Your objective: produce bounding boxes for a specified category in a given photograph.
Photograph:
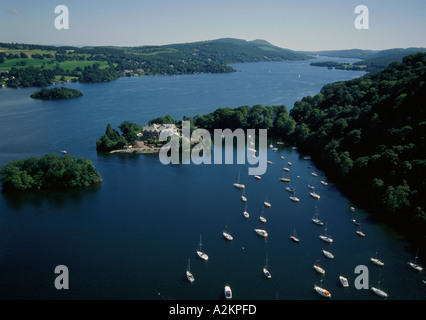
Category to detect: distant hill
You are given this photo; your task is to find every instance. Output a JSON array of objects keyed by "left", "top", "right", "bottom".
[
  {"left": 303, "top": 47, "right": 426, "bottom": 73},
  {"left": 126, "top": 38, "right": 311, "bottom": 64},
  {"left": 0, "top": 38, "right": 310, "bottom": 88}
]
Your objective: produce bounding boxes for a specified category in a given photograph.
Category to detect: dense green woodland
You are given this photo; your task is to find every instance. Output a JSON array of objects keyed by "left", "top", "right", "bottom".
[
  {"left": 30, "top": 87, "right": 83, "bottom": 100},
  {"left": 0, "top": 154, "right": 102, "bottom": 192},
  {"left": 290, "top": 52, "right": 426, "bottom": 246}
]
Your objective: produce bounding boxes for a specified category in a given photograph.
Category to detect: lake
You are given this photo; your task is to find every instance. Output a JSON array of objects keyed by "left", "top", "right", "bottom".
[{"left": 0, "top": 57, "right": 424, "bottom": 300}]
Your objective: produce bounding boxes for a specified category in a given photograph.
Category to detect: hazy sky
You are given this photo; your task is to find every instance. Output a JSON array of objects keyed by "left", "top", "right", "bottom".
[{"left": 1, "top": 0, "right": 425, "bottom": 50}]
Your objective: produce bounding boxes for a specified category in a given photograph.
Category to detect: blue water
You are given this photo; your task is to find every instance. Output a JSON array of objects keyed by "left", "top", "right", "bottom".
[{"left": 0, "top": 57, "right": 424, "bottom": 300}]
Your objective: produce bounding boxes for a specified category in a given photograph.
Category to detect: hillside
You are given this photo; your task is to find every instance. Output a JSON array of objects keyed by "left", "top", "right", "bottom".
[
  {"left": 305, "top": 48, "right": 426, "bottom": 73},
  {"left": 0, "top": 39, "right": 309, "bottom": 88},
  {"left": 289, "top": 52, "right": 426, "bottom": 248}
]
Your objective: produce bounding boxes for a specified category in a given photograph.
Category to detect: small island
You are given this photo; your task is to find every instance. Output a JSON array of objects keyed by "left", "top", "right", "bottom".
[
  {"left": 30, "top": 87, "right": 83, "bottom": 100},
  {"left": 0, "top": 154, "right": 102, "bottom": 192}
]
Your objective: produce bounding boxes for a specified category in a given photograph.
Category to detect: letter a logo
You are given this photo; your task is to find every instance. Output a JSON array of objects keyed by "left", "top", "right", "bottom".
[
  {"left": 55, "top": 5, "right": 69, "bottom": 30},
  {"left": 354, "top": 5, "right": 369, "bottom": 30},
  {"left": 54, "top": 265, "right": 69, "bottom": 289}
]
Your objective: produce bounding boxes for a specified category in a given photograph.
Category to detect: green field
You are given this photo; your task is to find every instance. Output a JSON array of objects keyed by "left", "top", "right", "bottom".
[{"left": 0, "top": 58, "right": 108, "bottom": 72}]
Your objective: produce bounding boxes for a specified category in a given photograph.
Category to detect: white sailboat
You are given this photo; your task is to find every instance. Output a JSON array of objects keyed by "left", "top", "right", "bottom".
[
  {"left": 285, "top": 186, "right": 295, "bottom": 193},
  {"left": 310, "top": 191, "right": 320, "bottom": 199},
  {"left": 313, "top": 263, "right": 326, "bottom": 275},
  {"left": 243, "top": 203, "right": 249, "bottom": 219},
  {"left": 196, "top": 235, "right": 209, "bottom": 261},
  {"left": 312, "top": 206, "right": 324, "bottom": 226},
  {"left": 289, "top": 193, "right": 300, "bottom": 202},
  {"left": 264, "top": 195, "right": 271, "bottom": 208},
  {"left": 408, "top": 250, "right": 423, "bottom": 271},
  {"left": 254, "top": 175, "right": 261, "bottom": 180},
  {"left": 356, "top": 224, "right": 366, "bottom": 237},
  {"left": 223, "top": 224, "right": 233, "bottom": 241},
  {"left": 263, "top": 254, "right": 272, "bottom": 279},
  {"left": 233, "top": 172, "right": 245, "bottom": 189},
  {"left": 320, "top": 180, "right": 328, "bottom": 186},
  {"left": 322, "top": 249, "right": 334, "bottom": 259},
  {"left": 283, "top": 167, "right": 290, "bottom": 172},
  {"left": 254, "top": 228, "right": 268, "bottom": 238},
  {"left": 371, "top": 286, "right": 388, "bottom": 298},
  {"left": 370, "top": 249, "right": 384, "bottom": 266},
  {"left": 290, "top": 228, "right": 300, "bottom": 242},
  {"left": 279, "top": 171, "right": 290, "bottom": 183},
  {"left": 319, "top": 223, "right": 333, "bottom": 243},
  {"left": 224, "top": 285, "right": 232, "bottom": 299},
  {"left": 259, "top": 207, "right": 267, "bottom": 223},
  {"left": 314, "top": 285, "right": 331, "bottom": 298},
  {"left": 186, "top": 258, "right": 194, "bottom": 283}
]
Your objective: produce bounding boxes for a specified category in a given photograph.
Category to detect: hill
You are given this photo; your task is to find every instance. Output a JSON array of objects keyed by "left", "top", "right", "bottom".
[
  {"left": 0, "top": 39, "right": 309, "bottom": 88},
  {"left": 305, "top": 48, "right": 426, "bottom": 73}
]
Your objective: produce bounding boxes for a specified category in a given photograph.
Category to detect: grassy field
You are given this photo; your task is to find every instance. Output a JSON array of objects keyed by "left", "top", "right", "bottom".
[{"left": 0, "top": 58, "right": 108, "bottom": 72}]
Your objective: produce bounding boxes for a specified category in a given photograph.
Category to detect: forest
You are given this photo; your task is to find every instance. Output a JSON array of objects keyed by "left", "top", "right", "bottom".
[
  {"left": 0, "top": 154, "right": 102, "bottom": 192},
  {"left": 289, "top": 52, "right": 426, "bottom": 246}
]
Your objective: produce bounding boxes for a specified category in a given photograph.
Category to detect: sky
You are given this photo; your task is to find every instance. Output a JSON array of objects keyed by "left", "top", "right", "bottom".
[{"left": 1, "top": 0, "right": 426, "bottom": 51}]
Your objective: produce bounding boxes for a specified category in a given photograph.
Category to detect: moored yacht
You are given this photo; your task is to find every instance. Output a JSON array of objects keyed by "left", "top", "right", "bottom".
[
  {"left": 314, "top": 285, "right": 331, "bottom": 298},
  {"left": 196, "top": 235, "right": 209, "bottom": 261},
  {"left": 224, "top": 285, "right": 232, "bottom": 299},
  {"left": 254, "top": 228, "right": 268, "bottom": 238},
  {"left": 339, "top": 276, "right": 349, "bottom": 287}
]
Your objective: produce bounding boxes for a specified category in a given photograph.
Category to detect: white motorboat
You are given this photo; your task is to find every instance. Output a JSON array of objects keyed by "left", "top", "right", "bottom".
[
  {"left": 224, "top": 285, "right": 232, "bottom": 299},
  {"left": 321, "top": 180, "right": 328, "bottom": 186},
  {"left": 339, "top": 276, "right": 349, "bottom": 287},
  {"left": 283, "top": 167, "right": 290, "bottom": 172},
  {"left": 241, "top": 195, "right": 247, "bottom": 202},
  {"left": 243, "top": 211, "right": 249, "bottom": 219},
  {"left": 352, "top": 218, "right": 361, "bottom": 226},
  {"left": 312, "top": 172, "right": 318, "bottom": 177},
  {"left": 254, "top": 229, "right": 268, "bottom": 238},
  {"left": 254, "top": 175, "right": 261, "bottom": 180}
]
